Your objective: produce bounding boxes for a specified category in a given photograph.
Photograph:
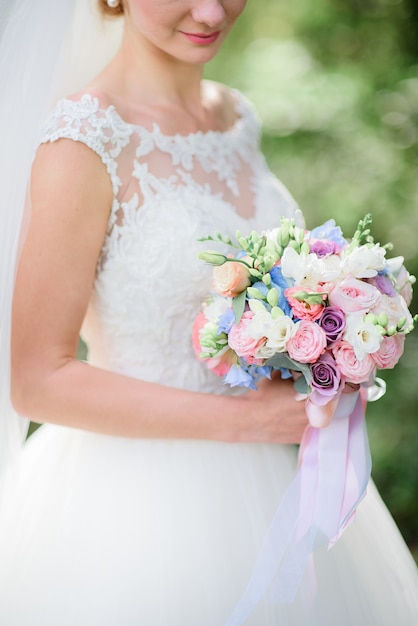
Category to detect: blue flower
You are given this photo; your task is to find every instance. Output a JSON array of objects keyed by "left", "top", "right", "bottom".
[
  {"left": 270, "top": 265, "right": 288, "bottom": 289},
  {"left": 218, "top": 308, "right": 235, "bottom": 333},
  {"left": 269, "top": 266, "right": 292, "bottom": 315},
  {"left": 247, "top": 364, "right": 273, "bottom": 381},
  {"left": 224, "top": 364, "right": 257, "bottom": 390},
  {"left": 310, "top": 219, "right": 346, "bottom": 247},
  {"left": 278, "top": 368, "right": 293, "bottom": 380}
]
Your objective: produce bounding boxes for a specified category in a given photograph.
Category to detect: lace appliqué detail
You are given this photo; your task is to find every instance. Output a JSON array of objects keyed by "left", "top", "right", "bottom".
[
  {"left": 131, "top": 96, "right": 259, "bottom": 198},
  {"left": 40, "top": 95, "right": 132, "bottom": 196}
]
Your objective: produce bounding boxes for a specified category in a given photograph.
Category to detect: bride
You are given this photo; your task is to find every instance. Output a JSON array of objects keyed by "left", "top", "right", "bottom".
[{"left": 0, "top": 1, "right": 417, "bottom": 624}]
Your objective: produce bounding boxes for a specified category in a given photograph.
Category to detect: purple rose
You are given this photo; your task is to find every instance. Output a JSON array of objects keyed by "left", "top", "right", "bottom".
[
  {"left": 366, "top": 274, "right": 397, "bottom": 297},
  {"left": 310, "top": 352, "right": 341, "bottom": 406},
  {"left": 309, "top": 238, "right": 340, "bottom": 258},
  {"left": 318, "top": 306, "right": 346, "bottom": 343}
]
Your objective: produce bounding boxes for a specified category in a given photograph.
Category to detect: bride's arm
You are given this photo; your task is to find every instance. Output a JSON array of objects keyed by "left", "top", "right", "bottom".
[{"left": 11, "top": 140, "right": 307, "bottom": 444}]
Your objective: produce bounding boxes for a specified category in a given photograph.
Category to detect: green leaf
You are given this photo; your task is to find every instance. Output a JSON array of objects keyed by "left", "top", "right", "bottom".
[
  {"left": 232, "top": 290, "right": 247, "bottom": 324},
  {"left": 293, "top": 376, "right": 309, "bottom": 394},
  {"left": 265, "top": 353, "right": 312, "bottom": 384}
]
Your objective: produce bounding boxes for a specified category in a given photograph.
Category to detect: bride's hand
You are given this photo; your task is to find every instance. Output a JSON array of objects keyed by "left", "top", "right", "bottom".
[
  {"left": 238, "top": 375, "right": 308, "bottom": 445},
  {"left": 305, "top": 382, "right": 360, "bottom": 428}
]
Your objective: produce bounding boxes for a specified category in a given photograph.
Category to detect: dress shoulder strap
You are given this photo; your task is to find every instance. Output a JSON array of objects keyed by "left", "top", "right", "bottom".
[{"left": 40, "top": 94, "right": 133, "bottom": 196}]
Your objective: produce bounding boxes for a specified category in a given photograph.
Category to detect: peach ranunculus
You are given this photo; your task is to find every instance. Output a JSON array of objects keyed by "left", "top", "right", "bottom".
[
  {"left": 372, "top": 334, "right": 405, "bottom": 370},
  {"left": 285, "top": 286, "right": 326, "bottom": 322},
  {"left": 332, "top": 340, "right": 375, "bottom": 384},
  {"left": 286, "top": 320, "right": 327, "bottom": 363},
  {"left": 328, "top": 277, "right": 381, "bottom": 313},
  {"left": 213, "top": 260, "right": 251, "bottom": 297},
  {"left": 228, "top": 311, "right": 265, "bottom": 364}
]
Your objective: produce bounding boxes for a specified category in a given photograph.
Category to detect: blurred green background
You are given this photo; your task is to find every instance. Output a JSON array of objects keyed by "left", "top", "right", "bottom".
[{"left": 206, "top": 0, "right": 418, "bottom": 558}]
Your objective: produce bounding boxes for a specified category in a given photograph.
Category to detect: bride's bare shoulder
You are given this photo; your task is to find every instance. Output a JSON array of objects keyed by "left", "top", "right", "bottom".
[{"left": 202, "top": 80, "right": 242, "bottom": 130}]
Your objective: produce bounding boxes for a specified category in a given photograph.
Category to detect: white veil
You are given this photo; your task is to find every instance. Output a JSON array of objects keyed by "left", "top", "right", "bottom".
[{"left": 0, "top": 0, "right": 122, "bottom": 499}]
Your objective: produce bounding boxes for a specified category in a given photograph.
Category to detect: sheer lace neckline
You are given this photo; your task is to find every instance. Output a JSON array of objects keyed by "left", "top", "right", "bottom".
[{"left": 67, "top": 91, "right": 251, "bottom": 142}]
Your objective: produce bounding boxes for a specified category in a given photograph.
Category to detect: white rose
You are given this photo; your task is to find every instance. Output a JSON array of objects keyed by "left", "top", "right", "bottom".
[
  {"left": 264, "top": 315, "right": 296, "bottom": 353},
  {"left": 342, "top": 244, "right": 386, "bottom": 278},
  {"left": 247, "top": 311, "right": 296, "bottom": 357},
  {"left": 343, "top": 313, "right": 383, "bottom": 360},
  {"left": 247, "top": 309, "right": 274, "bottom": 340}
]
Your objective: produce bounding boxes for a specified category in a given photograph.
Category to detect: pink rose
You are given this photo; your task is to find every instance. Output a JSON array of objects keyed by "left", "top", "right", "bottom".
[
  {"left": 285, "top": 286, "right": 326, "bottom": 322},
  {"left": 213, "top": 261, "right": 251, "bottom": 297},
  {"left": 228, "top": 312, "right": 265, "bottom": 364},
  {"left": 329, "top": 277, "right": 381, "bottom": 313},
  {"left": 372, "top": 334, "right": 405, "bottom": 370},
  {"left": 287, "top": 320, "right": 327, "bottom": 363},
  {"left": 333, "top": 340, "right": 375, "bottom": 384}
]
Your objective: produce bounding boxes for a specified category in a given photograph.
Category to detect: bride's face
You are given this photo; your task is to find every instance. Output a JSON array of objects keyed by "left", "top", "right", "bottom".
[{"left": 123, "top": 0, "right": 247, "bottom": 63}]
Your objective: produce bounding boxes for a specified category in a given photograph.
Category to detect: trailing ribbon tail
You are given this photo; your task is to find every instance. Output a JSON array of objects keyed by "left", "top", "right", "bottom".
[{"left": 225, "top": 391, "right": 371, "bottom": 626}]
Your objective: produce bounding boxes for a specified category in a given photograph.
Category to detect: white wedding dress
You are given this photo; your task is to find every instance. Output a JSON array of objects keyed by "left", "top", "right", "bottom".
[{"left": 0, "top": 88, "right": 417, "bottom": 626}]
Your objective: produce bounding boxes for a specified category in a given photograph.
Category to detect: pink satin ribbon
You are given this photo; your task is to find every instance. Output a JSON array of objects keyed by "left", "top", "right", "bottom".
[{"left": 225, "top": 390, "right": 371, "bottom": 625}]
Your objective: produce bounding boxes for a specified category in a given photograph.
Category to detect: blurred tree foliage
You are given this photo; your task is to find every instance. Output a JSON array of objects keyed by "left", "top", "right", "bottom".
[{"left": 207, "top": 0, "right": 418, "bottom": 557}]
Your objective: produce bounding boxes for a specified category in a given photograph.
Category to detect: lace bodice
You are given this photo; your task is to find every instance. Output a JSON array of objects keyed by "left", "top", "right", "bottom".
[{"left": 41, "top": 89, "right": 303, "bottom": 394}]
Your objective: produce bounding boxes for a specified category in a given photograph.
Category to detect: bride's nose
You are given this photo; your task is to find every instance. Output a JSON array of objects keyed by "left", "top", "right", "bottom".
[{"left": 191, "top": 1, "right": 226, "bottom": 28}]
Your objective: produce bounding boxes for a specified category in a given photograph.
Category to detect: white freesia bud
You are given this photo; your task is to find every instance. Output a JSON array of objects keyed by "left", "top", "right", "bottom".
[
  {"left": 247, "top": 286, "right": 265, "bottom": 300},
  {"left": 248, "top": 299, "right": 267, "bottom": 314},
  {"left": 198, "top": 250, "right": 227, "bottom": 265},
  {"left": 267, "top": 288, "right": 279, "bottom": 307}
]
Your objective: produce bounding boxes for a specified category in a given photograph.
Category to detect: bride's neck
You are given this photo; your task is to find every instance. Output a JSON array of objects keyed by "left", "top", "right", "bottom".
[{"left": 103, "top": 29, "right": 205, "bottom": 115}]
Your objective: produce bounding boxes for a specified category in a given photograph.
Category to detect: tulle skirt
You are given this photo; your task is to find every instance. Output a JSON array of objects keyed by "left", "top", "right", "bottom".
[{"left": 0, "top": 423, "right": 417, "bottom": 626}]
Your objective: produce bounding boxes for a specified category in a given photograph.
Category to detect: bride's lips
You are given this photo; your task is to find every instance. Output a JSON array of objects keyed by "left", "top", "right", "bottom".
[{"left": 179, "top": 30, "right": 221, "bottom": 45}]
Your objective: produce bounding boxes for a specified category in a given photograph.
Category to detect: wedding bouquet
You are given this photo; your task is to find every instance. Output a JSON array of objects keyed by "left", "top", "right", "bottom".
[
  {"left": 194, "top": 214, "right": 416, "bottom": 421},
  {"left": 193, "top": 214, "right": 417, "bottom": 613}
]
